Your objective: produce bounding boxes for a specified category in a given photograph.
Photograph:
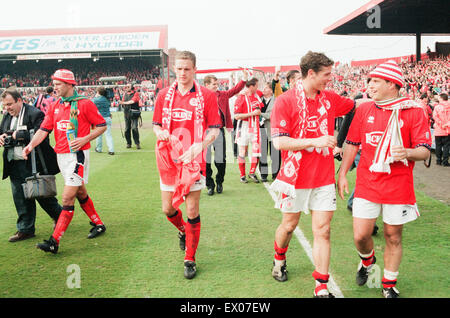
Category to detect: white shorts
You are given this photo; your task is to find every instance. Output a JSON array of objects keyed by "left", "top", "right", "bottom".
[
  {"left": 160, "top": 175, "right": 206, "bottom": 192},
  {"left": 57, "top": 150, "right": 90, "bottom": 187},
  {"left": 353, "top": 197, "right": 420, "bottom": 225},
  {"left": 236, "top": 121, "right": 255, "bottom": 147},
  {"left": 280, "top": 184, "right": 336, "bottom": 214}
]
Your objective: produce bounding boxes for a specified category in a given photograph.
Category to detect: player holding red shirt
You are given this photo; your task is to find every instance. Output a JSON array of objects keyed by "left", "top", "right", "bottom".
[
  {"left": 338, "top": 60, "right": 431, "bottom": 298},
  {"left": 23, "top": 69, "right": 107, "bottom": 254},
  {"left": 269, "top": 52, "right": 355, "bottom": 298},
  {"left": 153, "top": 51, "right": 221, "bottom": 279}
]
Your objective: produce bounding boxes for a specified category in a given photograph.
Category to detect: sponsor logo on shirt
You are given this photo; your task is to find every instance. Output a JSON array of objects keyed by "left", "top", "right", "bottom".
[
  {"left": 280, "top": 120, "right": 286, "bottom": 127},
  {"left": 189, "top": 98, "right": 198, "bottom": 107},
  {"left": 56, "top": 120, "right": 72, "bottom": 132},
  {"left": 365, "top": 131, "right": 383, "bottom": 146},
  {"left": 172, "top": 108, "right": 193, "bottom": 121},
  {"left": 368, "top": 116, "right": 375, "bottom": 124}
]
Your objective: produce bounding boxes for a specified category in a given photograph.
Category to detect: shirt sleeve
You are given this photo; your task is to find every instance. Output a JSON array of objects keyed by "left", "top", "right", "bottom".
[
  {"left": 345, "top": 106, "right": 363, "bottom": 145},
  {"left": 132, "top": 92, "right": 140, "bottom": 103},
  {"left": 234, "top": 95, "right": 245, "bottom": 114},
  {"left": 152, "top": 90, "right": 165, "bottom": 126},
  {"left": 39, "top": 100, "right": 56, "bottom": 132},
  {"left": 409, "top": 108, "right": 432, "bottom": 149},
  {"left": 205, "top": 91, "right": 222, "bottom": 128},
  {"left": 328, "top": 91, "right": 355, "bottom": 117},
  {"left": 270, "top": 96, "right": 291, "bottom": 138}
]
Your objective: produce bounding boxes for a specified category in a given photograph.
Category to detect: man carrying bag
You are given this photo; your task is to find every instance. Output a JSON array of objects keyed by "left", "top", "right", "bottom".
[{"left": 0, "top": 88, "right": 62, "bottom": 242}]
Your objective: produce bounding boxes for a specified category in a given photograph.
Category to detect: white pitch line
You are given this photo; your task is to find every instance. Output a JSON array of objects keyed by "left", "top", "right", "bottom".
[{"left": 262, "top": 181, "right": 344, "bottom": 298}]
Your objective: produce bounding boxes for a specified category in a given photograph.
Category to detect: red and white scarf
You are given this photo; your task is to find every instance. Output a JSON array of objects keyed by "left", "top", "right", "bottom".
[
  {"left": 156, "top": 80, "right": 205, "bottom": 207},
  {"left": 369, "top": 97, "right": 421, "bottom": 174},
  {"left": 270, "top": 81, "right": 330, "bottom": 207}
]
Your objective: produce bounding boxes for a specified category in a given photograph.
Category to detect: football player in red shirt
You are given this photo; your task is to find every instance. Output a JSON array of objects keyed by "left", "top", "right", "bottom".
[
  {"left": 338, "top": 61, "right": 431, "bottom": 298},
  {"left": 23, "top": 69, "right": 107, "bottom": 254},
  {"left": 270, "top": 51, "right": 356, "bottom": 297},
  {"left": 153, "top": 51, "right": 221, "bottom": 279}
]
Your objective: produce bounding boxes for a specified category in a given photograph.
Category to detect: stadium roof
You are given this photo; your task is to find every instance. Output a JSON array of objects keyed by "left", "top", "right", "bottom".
[
  {"left": 323, "top": 0, "right": 450, "bottom": 35},
  {"left": 0, "top": 25, "right": 168, "bottom": 56}
]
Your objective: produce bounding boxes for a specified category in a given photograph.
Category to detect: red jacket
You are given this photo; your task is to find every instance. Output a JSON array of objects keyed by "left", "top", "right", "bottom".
[{"left": 215, "top": 80, "right": 246, "bottom": 129}]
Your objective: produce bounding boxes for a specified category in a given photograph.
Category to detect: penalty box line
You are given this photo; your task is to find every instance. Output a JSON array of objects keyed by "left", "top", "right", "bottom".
[{"left": 262, "top": 181, "right": 344, "bottom": 298}]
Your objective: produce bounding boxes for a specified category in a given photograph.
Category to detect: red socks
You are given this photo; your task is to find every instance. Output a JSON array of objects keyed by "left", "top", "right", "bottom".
[
  {"left": 274, "top": 241, "right": 289, "bottom": 261},
  {"left": 238, "top": 156, "right": 246, "bottom": 177},
  {"left": 184, "top": 216, "right": 201, "bottom": 262},
  {"left": 249, "top": 157, "right": 259, "bottom": 175},
  {"left": 167, "top": 210, "right": 186, "bottom": 233},
  {"left": 359, "top": 249, "right": 375, "bottom": 268},
  {"left": 52, "top": 205, "right": 74, "bottom": 243},
  {"left": 78, "top": 195, "right": 103, "bottom": 225},
  {"left": 312, "top": 270, "right": 330, "bottom": 296}
]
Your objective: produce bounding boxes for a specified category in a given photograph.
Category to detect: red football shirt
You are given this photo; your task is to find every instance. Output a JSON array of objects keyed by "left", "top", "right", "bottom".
[
  {"left": 346, "top": 101, "right": 432, "bottom": 204},
  {"left": 234, "top": 93, "right": 263, "bottom": 121},
  {"left": 40, "top": 98, "right": 106, "bottom": 154},
  {"left": 153, "top": 85, "right": 221, "bottom": 174},
  {"left": 271, "top": 89, "right": 354, "bottom": 189}
]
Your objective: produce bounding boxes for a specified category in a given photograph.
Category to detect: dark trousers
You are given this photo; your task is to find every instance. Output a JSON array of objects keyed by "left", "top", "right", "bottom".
[
  {"left": 124, "top": 111, "right": 140, "bottom": 146},
  {"left": 8, "top": 160, "right": 62, "bottom": 234},
  {"left": 258, "top": 127, "right": 281, "bottom": 180},
  {"left": 206, "top": 128, "right": 226, "bottom": 188},
  {"left": 232, "top": 119, "right": 238, "bottom": 158},
  {"left": 435, "top": 135, "right": 450, "bottom": 164}
]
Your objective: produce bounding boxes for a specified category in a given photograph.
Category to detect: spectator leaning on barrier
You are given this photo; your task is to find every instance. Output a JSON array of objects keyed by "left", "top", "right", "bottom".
[
  {"left": 0, "top": 88, "right": 62, "bottom": 243},
  {"left": 93, "top": 87, "right": 115, "bottom": 155}
]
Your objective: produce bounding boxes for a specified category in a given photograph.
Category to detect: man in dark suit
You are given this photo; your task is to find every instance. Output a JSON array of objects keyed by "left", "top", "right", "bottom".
[{"left": 0, "top": 88, "right": 62, "bottom": 242}]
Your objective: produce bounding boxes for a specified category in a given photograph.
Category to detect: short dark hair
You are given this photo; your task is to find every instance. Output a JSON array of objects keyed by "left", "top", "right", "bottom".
[
  {"left": 45, "top": 86, "right": 53, "bottom": 94},
  {"left": 1, "top": 87, "right": 22, "bottom": 101},
  {"left": 286, "top": 70, "right": 300, "bottom": 83},
  {"left": 246, "top": 77, "right": 259, "bottom": 87},
  {"left": 203, "top": 75, "right": 217, "bottom": 85},
  {"left": 300, "top": 51, "right": 334, "bottom": 78},
  {"left": 97, "top": 87, "right": 107, "bottom": 97},
  {"left": 440, "top": 93, "right": 448, "bottom": 101}
]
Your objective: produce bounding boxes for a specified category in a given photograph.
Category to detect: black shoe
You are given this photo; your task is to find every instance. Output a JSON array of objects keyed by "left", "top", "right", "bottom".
[
  {"left": 207, "top": 187, "right": 214, "bottom": 196},
  {"left": 216, "top": 183, "right": 223, "bottom": 194},
  {"left": 272, "top": 260, "right": 288, "bottom": 282},
  {"left": 95, "top": 148, "right": 102, "bottom": 153},
  {"left": 372, "top": 224, "right": 379, "bottom": 236},
  {"left": 240, "top": 176, "right": 248, "bottom": 183},
  {"left": 382, "top": 287, "right": 400, "bottom": 298},
  {"left": 87, "top": 222, "right": 106, "bottom": 239},
  {"left": 436, "top": 160, "right": 442, "bottom": 166},
  {"left": 313, "top": 292, "right": 336, "bottom": 298},
  {"left": 248, "top": 174, "right": 260, "bottom": 183},
  {"left": 136, "top": 144, "right": 141, "bottom": 150},
  {"left": 178, "top": 232, "right": 186, "bottom": 251},
  {"left": 184, "top": 261, "right": 197, "bottom": 279},
  {"left": 443, "top": 162, "right": 450, "bottom": 167},
  {"left": 356, "top": 256, "right": 376, "bottom": 286},
  {"left": 261, "top": 176, "right": 268, "bottom": 183},
  {"left": 108, "top": 152, "right": 114, "bottom": 155},
  {"left": 36, "top": 236, "right": 59, "bottom": 254},
  {"left": 126, "top": 144, "right": 131, "bottom": 149}
]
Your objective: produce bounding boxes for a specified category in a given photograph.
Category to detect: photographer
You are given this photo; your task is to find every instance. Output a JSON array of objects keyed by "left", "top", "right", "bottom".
[
  {"left": 0, "top": 88, "right": 62, "bottom": 242},
  {"left": 120, "top": 83, "right": 141, "bottom": 149}
]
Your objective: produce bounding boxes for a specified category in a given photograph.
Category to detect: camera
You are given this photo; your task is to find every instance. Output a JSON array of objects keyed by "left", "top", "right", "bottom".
[{"left": 3, "top": 131, "right": 16, "bottom": 149}]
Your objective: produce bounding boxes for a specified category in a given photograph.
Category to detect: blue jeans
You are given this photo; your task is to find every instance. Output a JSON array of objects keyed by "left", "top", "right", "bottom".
[
  {"left": 347, "top": 151, "right": 360, "bottom": 209},
  {"left": 96, "top": 116, "right": 114, "bottom": 152}
]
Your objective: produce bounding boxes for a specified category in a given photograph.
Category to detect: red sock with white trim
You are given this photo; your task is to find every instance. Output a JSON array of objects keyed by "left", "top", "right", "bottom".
[
  {"left": 52, "top": 206, "right": 74, "bottom": 244},
  {"left": 167, "top": 209, "right": 186, "bottom": 233},
  {"left": 238, "top": 156, "right": 246, "bottom": 177},
  {"left": 274, "top": 241, "right": 289, "bottom": 261},
  {"left": 78, "top": 195, "right": 103, "bottom": 225},
  {"left": 382, "top": 269, "right": 399, "bottom": 289},
  {"left": 358, "top": 249, "right": 375, "bottom": 268},
  {"left": 312, "top": 270, "right": 330, "bottom": 297},
  {"left": 184, "top": 216, "right": 201, "bottom": 262},
  {"left": 249, "top": 157, "right": 259, "bottom": 174}
]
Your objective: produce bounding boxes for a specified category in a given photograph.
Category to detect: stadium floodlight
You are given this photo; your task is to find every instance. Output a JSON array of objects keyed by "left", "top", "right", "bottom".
[
  {"left": 36, "top": 60, "right": 39, "bottom": 63},
  {"left": 12, "top": 61, "right": 16, "bottom": 64},
  {"left": 58, "top": 59, "right": 62, "bottom": 63}
]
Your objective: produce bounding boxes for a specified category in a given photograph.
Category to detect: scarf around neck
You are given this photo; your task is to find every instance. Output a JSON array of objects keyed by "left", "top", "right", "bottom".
[
  {"left": 270, "top": 81, "right": 330, "bottom": 208},
  {"left": 61, "top": 91, "right": 88, "bottom": 137},
  {"left": 369, "top": 96, "right": 421, "bottom": 173}
]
